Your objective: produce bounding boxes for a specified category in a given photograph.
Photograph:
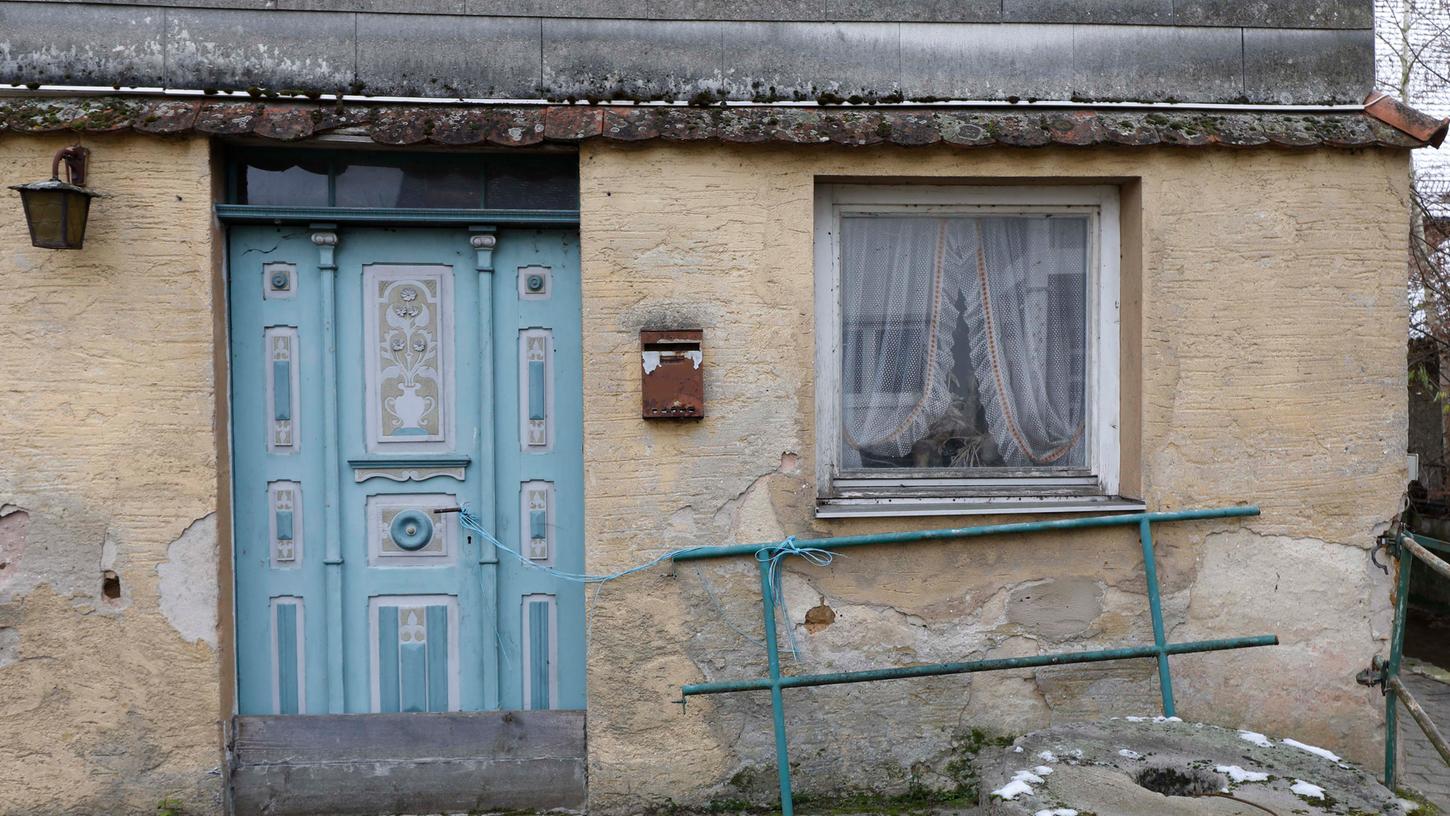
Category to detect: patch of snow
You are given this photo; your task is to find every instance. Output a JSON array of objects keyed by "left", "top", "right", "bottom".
[
  {"left": 1118, "top": 749, "right": 1141, "bottom": 760},
  {"left": 1038, "top": 750, "right": 1057, "bottom": 762},
  {"left": 992, "top": 780, "right": 1035, "bottom": 800},
  {"left": 1034, "top": 810, "right": 1078, "bottom": 816},
  {"left": 1013, "top": 745, "right": 1024, "bottom": 753},
  {"left": 992, "top": 769, "right": 1044, "bottom": 801},
  {"left": 1397, "top": 797, "right": 1421, "bottom": 813},
  {"left": 1034, "top": 765, "right": 1054, "bottom": 775},
  {"left": 1238, "top": 730, "right": 1274, "bottom": 748},
  {"left": 1282, "top": 739, "right": 1342, "bottom": 763},
  {"left": 1125, "top": 716, "right": 1148, "bottom": 722},
  {"left": 1152, "top": 716, "right": 1183, "bottom": 723},
  {"left": 1215, "top": 765, "right": 1269, "bottom": 784},
  {"left": 1291, "top": 780, "right": 1325, "bottom": 799}
]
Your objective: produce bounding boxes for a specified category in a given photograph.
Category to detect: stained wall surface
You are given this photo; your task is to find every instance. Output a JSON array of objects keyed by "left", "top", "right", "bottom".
[
  {"left": 0, "top": 134, "right": 224, "bottom": 815},
  {"left": 0, "top": 0, "right": 1374, "bottom": 105},
  {"left": 0, "top": 131, "right": 1413, "bottom": 815},
  {"left": 577, "top": 141, "right": 1410, "bottom": 813}
]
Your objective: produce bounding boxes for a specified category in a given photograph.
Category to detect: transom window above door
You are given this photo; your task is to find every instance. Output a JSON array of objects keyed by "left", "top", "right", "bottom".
[
  {"left": 226, "top": 149, "right": 578, "bottom": 211},
  {"left": 814, "top": 184, "right": 1136, "bottom": 517}
]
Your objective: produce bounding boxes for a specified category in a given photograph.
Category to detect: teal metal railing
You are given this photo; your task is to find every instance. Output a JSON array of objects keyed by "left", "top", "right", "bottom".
[
  {"left": 672, "top": 506, "right": 1279, "bottom": 816},
  {"left": 1359, "top": 527, "right": 1450, "bottom": 789}
]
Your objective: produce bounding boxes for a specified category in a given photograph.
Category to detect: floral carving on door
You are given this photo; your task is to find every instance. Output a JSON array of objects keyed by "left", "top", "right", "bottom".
[{"left": 363, "top": 266, "right": 453, "bottom": 449}]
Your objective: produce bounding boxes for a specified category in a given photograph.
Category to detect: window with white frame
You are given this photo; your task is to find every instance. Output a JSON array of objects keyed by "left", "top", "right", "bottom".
[{"left": 814, "top": 184, "right": 1132, "bottom": 517}]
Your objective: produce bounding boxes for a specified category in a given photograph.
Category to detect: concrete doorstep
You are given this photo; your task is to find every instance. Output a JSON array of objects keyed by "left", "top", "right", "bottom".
[{"left": 228, "top": 711, "right": 587, "bottom": 816}]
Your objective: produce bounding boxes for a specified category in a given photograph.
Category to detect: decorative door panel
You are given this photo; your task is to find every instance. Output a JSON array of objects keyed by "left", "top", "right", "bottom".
[
  {"left": 371, "top": 596, "right": 458, "bottom": 713},
  {"left": 230, "top": 224, "right": 584, "bottom": 716},
  {"left": 492, "top": 230, "right": 585, "bottom": 711},
  {"left": 363, "top": 265, "right": 453, "bottom": 450}
]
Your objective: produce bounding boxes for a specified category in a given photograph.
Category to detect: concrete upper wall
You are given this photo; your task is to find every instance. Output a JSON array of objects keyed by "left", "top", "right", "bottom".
[
  {"left": 0, "top": 0, "right": 1373, "bottom": 104},
  {"left": 0, "top": 0, "right": 1376, "bottom": 25}
]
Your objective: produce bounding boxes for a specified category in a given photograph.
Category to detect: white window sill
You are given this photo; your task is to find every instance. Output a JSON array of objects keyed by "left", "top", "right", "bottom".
[{"left": 815, "top": 495, "right": 1147, "bottom": 519}]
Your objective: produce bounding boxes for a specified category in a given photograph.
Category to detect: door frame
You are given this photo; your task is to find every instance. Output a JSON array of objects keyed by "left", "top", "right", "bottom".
[
  {"left": 213, "top": 143, "right": 586, "bottom": 814},
  {"left": 215, "top": 198, "right": 582, "bottom": 706},
  {"left": 220, "top": 212, "right": 583, "bottom": 717}
]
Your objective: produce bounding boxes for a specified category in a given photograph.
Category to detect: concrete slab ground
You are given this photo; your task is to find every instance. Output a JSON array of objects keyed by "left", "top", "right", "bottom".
[
  {"left": 1400, "top": 666, "right": 1450, "bottom": 812},
  {"left": 977, "top": 718, "right": 1415, "bottom": 816}
]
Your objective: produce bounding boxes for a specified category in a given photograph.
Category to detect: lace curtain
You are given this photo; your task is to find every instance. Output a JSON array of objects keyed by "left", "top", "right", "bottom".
[{"left": 839, "top": 215, "right": 1088, "bottom": 470}]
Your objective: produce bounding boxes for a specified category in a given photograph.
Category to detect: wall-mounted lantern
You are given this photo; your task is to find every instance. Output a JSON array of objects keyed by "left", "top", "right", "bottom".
[{"left": 9, "top": 145, "right": 99, "bottom": 250}]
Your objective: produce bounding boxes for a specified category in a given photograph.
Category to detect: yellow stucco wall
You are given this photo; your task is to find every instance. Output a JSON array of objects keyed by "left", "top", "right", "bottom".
[
  {"left": 0, "top": 131, "right": 1414, "bottom": 814},
  {"left": 579, "top": 142, "right": 1410, "bottom": 812},
  {"left": 0, "top": 134, "right": 223, "bottom": 815}
]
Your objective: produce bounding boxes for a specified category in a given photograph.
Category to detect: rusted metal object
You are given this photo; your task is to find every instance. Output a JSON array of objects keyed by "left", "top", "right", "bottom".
[
  {"left": 52, "top": 144, "right": 88, "bottom": 186},
  {"left": 0, "top": 96, "right": 1443, "bottom": 150},
  {"left": 1363, "top": 528, "right": 1450, "bottom": 788},
  {"left": 640, "top": 329, "right": 703, "bottom": 420},
  {"left": 1364, "top": 91, "right": 1450, "bottom": 147}
]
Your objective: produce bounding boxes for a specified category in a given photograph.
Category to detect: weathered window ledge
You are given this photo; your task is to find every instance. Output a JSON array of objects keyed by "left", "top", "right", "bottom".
[{"left": 816, "top": 494, "right": 1148, "bottom": 518}]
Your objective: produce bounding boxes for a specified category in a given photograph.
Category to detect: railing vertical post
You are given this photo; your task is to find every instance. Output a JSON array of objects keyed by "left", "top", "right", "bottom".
[
  {"left": 758, "top": 558, "right": 795, "bottom": 816},
  {"left": 1139, "top": 519, "right": 1176, "bottom": 717},
  {"left": 1385, "top": 533, "right": 1415, "bottom": 788}
]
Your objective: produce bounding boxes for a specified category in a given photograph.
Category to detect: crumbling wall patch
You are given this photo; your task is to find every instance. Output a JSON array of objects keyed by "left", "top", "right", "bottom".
[{"left": 156, "top": 514, "right": 218, "bottom": 650}]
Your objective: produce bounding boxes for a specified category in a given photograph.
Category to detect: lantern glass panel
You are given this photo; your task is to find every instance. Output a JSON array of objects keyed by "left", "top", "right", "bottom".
[
  {"left": 19, "top": 187, "right": 66, "bottom": 247},
  {"left": 18, "top": 187, "right": 94, "bottom": 249},
  {"left": 63, "top": 190, "right": 92, "bottom": 248}
]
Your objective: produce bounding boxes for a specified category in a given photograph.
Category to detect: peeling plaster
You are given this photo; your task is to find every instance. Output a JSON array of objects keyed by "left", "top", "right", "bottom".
[
  {"left": 1006, "top": 579, "right": 1104, "bottom": 640},
  {"left": 0, "top": 625, "right": 17, "bottom": 669},
  {"left": 0, "top": 500, "right": 112, "bottom": 606},
  {"left": 0, "top": 134, "right": 223, "bottom": 816},
  {"left": 96, "top": 531, "right": 129, "bottom": 613},
  {"left": 642, "top": 350, "right": 661, "bottom": 374},
  {"left": 732, "top": 472, "right": 785, "bottom": 544},
  {"left": 575, "top": 142, "right": 1409, "bottom": 813},
  {"left": 156, "top": 514, "right": 218, "bottom": 650},
  {"left": 0, "top": 506, "right": 30, "bottom": 597}
]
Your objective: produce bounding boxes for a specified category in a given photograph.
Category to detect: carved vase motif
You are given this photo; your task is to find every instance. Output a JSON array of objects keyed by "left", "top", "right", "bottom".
[{"left": 373, "top": 278, "right": 445, "bottom": 441}]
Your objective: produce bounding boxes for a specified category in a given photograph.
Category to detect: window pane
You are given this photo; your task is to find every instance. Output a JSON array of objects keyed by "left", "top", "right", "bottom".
[
  {"left": 486, "top": 156, "right": 579, "bottom": 210},
  {"left": 335, "top": 157, "right": 484, "bottom": 208},
  {"left": 237, "top": 155, "right": 329, "bottom": 206},
  {"left": 839, "top": 214, "right": 1089, "bottom": 471}
]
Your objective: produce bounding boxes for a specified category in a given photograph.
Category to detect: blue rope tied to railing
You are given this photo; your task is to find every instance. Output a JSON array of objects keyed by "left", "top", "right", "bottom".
[
  {"left": 458, "top": 506, "right": 704, "bottom": 583},
  {"left": 458, "top": 506, "right": 838, "bottom": 658},
  {"left": 756, "top": 536, "right": 840, "bottom": 659}
]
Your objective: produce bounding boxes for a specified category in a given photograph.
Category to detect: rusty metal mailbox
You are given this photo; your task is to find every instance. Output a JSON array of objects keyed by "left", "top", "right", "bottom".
[{"left": 641, "top": 329, "right": 704, "bottom": 419}]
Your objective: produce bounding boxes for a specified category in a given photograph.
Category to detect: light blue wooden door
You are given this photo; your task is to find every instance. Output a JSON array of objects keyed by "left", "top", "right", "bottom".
[{"left": 230, "top": 225, "right": 584, "bottom": 715}]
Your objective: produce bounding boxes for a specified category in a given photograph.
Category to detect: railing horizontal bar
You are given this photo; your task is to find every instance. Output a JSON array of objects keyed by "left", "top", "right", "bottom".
[
  {"left": 681, "top": 634, "right": 1278, "bottom": 696},
  {"left": 1406, "top": 530, "right": 1450, "bottom": 555},
  {"left": 1388, "top": 676, "right": 1450, "bottom": 770},
  {"left": 1403, "top": 534, "right": 1450, "bottom": 582},
  {"left": 671, "top": 506, "right": 1259, "bottom": 563}
]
